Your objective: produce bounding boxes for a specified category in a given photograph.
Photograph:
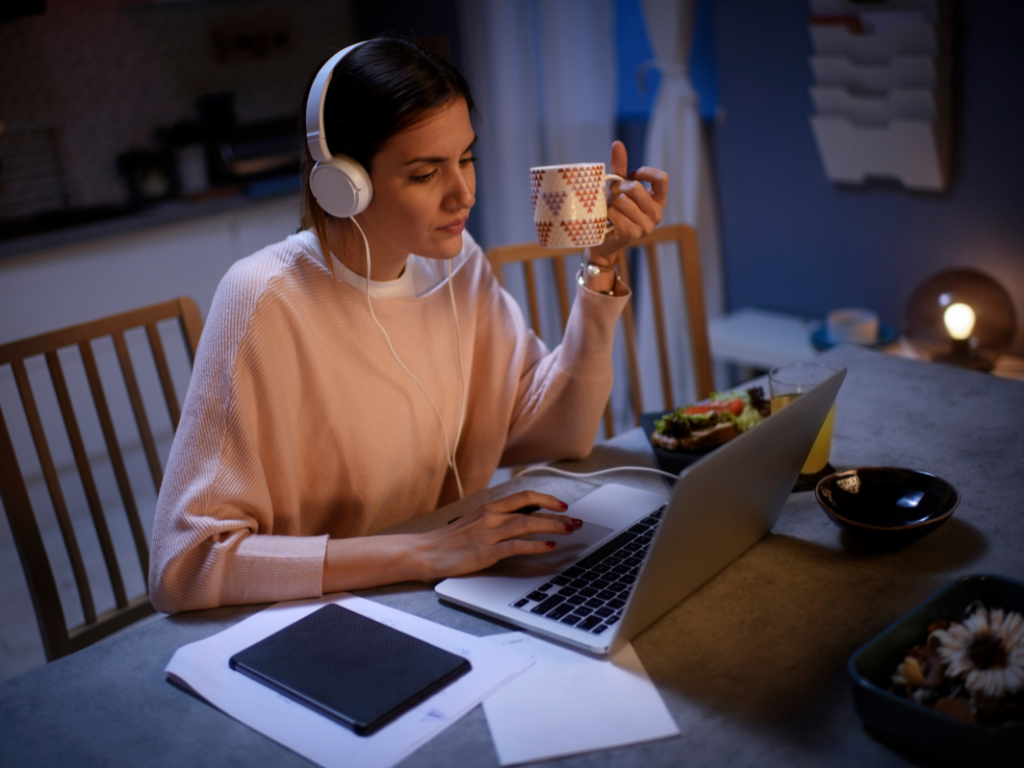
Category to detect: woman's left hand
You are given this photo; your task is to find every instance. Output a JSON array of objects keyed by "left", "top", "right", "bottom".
[{"left": 589, "top": 140, "right": 669, "bottom": 264}]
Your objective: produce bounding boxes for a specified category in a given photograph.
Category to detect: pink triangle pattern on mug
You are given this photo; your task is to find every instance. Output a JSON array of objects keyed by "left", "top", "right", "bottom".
[
  {"left": 559, "top": 218, "right": 606, "bottom": 246},
  {"left": 530, "top": 168, "right": 545, "bottom": 215},
  {"left": 542, "top": 190, "right": 568, "bottom": 218},
  {"left": 531, "top": 163, "right": 610, "bottom": 248}
]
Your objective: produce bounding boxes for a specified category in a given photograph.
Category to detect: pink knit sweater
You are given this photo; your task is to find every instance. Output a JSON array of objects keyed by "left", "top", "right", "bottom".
[{"left": 149, "top": 232, "right": 628, "bottom": 612}]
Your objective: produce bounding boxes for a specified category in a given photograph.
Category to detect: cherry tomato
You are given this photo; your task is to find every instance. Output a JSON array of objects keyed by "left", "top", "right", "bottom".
[{"left": 683, "top": 398, "right": 745, "bottom": 416}]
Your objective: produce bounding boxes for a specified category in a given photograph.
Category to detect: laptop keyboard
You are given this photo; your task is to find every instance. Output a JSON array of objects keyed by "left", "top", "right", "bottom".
[{"left": 511, "top": 505, "right": 665, "bottom": 635}]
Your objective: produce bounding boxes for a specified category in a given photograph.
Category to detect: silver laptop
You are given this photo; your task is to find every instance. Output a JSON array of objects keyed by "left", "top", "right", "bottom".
[{"left": 436, "top": 368, "right": 846, "bottom": 655}]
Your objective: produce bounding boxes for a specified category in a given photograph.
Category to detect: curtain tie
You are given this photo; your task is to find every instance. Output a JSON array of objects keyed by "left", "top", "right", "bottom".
[{"left": 637, "top": 59, "right": 697, "bottom": 105}]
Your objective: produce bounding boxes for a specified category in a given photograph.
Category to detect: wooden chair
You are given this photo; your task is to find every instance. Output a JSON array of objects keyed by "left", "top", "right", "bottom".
[
  {"left": 0, "top": 297, "right": 203, "bottom": 661},
  {"left": 486, "top": 223, "right": 713, "bottom": 436}
]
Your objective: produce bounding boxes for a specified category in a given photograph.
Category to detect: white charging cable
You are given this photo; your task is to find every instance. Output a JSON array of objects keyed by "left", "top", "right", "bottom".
[
  {"left": 348, "top": 217, "right": 467, "bottom": 499},
  {"left": 515, "top": 465, "right": 679, "bottom": 486}
]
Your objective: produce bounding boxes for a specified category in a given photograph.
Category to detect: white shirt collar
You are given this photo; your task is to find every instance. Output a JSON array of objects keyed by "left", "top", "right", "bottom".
[{"left": 288, "top": 229, "right": 470, "bottom": 299}]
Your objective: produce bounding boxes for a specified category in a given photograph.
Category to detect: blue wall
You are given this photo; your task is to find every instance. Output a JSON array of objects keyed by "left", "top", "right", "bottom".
[{"left": 712, "top": 1, "right": 1024, "bottom": 355}]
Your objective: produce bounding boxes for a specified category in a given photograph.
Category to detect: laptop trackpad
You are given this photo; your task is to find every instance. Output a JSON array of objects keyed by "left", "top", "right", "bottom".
[{"left": 510, "top": 522, "right": 614, "bottom": 572}]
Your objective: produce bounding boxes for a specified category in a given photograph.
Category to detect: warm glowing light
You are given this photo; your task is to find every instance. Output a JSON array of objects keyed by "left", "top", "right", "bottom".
[{"left": 943, "top": 302, "right": 976, "bottom": 341}]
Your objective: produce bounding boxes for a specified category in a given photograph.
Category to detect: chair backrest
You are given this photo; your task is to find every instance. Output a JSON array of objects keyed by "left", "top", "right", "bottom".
[
  {"left": 0, "top": 297, "right": 203, "bottom": 661},
  {"left": 486, "top": 224, "right": 713, "bottom": 436}
]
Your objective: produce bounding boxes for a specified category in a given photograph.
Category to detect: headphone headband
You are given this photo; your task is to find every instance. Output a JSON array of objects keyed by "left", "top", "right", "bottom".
[{"left": 305, "top": 41, "right": 368, "bottom": 163}]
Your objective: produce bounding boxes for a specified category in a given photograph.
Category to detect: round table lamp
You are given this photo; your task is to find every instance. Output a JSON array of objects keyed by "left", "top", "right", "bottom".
[{"left": 903, "top": 268, "right": 1017, "bottom": 371}]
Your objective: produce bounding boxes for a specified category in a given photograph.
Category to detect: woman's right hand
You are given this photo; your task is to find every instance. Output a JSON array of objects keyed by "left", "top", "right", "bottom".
[{"left": 416, "top": 490, "right": 582, "bottom": 580}]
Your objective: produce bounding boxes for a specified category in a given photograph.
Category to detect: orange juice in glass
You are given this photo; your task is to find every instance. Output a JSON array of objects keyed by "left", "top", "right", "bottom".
[{"left": 769, "top": 363, "right": 838, "bottom": 475}]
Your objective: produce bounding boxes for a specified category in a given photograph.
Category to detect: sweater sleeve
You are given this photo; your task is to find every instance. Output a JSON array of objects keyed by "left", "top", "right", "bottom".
[
  {"left": 499, "top": 280, "right": 630, "bottom": 466},
  {"left": 148, "top": 256, "right": 328, "bottom": 613}
]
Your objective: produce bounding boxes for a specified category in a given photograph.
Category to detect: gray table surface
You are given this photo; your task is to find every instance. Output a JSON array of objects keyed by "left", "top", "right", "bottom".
[{"left": 2, "top": 345, "right": 1023, "bottom": 767}]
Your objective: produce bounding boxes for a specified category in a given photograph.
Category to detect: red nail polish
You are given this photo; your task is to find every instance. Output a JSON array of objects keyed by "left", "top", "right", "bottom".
[
  {"left": 573, "top": 518, "right": 583, "bottom": 527},
  {"left": 559, "top": 501, "right": 569, "bottom": 510},
  {"left": 546, "top": 541, "right": 556, "bottom": 549},
  {"left": 564, "top": 524, "right": 574, "bottom": 533}
]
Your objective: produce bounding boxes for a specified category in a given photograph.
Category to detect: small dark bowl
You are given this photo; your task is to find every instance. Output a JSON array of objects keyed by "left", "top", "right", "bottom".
[
  {"left": 849, "top": 574, "right": 1024, "bottom": 766},
  {"left": 815, "top": 467, "right": 960, "bottom": 546}
]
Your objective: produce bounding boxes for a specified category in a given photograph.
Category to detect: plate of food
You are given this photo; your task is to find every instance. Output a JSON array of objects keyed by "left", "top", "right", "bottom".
[{"left": 640, "top": 387, "right": 771, "bottom": 476}]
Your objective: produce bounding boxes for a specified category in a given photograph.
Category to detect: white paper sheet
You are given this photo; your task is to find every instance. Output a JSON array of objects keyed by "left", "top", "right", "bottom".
[
  {"left": 482, "top": 633, "right": 679, "bottom": 765},
  {"left": 165, "top": 594, "right": 532, "bottom": 768}
]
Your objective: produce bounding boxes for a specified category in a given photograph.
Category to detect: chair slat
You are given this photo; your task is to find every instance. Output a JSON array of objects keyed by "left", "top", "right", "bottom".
[
  {"left": 45, "top": 351, "right": 129, "bottom": 609},
  {"left": 644, "top": 243, "right": 675, "bottom": 411},
  {"left": 80, "top": 341, "right": 150, "bottom": 582},
  {"left": 4, "top": 297, "right": 201, "bottom": 661},
  {"left": 522, "top": 260, "right": 543, "bottom": 338},
  {"left": 11, "top": 359, "right": 97, "bottom": 625},
  {"left": 483, "top": 226, "right": 713, "bottom": 437},
  {"left": 614, "top": 252, "right": 644, "bottom": 424},
  {"left": 176, "top": 296, "right": 204, "bottom": 367},
  {"left": 111, "top": 331, "right": 163, "bottom": 492},
  {"left": 552, "top": 256, "right": 570, "bottom": 333},
  {"left": 677, "top": 226, "right": 714, "bottom": 400},
  {"left": 0, "top": 403, "right": 68, "bottom": 661},
  {"left": 145, "top": 323, "right": 181, "bottom": 430},
  {"left": 65, "top": 595, "right": 155, "bottom": 655},
  {"left": 0, "top": 299, "right": 187, "bottom": 367}
]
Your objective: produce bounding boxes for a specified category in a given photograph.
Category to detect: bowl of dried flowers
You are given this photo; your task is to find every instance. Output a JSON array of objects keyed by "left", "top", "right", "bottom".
[{"left": 849, "top": 574, "right": 1024, "bottom": 766}]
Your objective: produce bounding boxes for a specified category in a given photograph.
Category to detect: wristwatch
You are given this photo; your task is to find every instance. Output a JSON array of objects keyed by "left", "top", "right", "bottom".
[{"left": 576, "top": 259, "right": 620, "bottom": 296}]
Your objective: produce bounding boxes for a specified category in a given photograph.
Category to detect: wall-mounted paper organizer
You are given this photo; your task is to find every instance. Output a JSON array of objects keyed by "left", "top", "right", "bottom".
[{"left": 807, "top": 0, "right": 952, "bottom": 191}]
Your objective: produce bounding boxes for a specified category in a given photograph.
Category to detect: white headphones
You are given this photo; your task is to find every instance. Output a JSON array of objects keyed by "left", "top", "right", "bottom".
[
  {"left": 305, "top": 41, "right": 374, "bottom": 218},
  {"left": 306, "top": 40, "right": 469, "bottom": 500}
]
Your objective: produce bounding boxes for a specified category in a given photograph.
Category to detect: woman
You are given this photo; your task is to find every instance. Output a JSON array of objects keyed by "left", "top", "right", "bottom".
[{"left": 149, "top": 38, "right": 668, "bottom": 613}]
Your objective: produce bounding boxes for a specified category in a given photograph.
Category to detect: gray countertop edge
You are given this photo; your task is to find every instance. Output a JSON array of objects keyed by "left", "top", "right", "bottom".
[{"left": 0, "top": 187, "right": 301, "bottom": 262}]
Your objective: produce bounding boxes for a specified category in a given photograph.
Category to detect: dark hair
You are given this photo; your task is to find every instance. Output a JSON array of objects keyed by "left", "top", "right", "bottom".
[{"left": 300, "top": 37, "right": 477, "bottom": 268}]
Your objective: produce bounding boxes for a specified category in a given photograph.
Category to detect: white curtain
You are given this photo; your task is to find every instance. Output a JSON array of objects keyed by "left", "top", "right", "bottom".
[
  {"left": 457, "top": 0, "right": 616, "bottom": 251},
  {"left": 459, "top": 0, "right": 631, "bottom": 433},
  {"left": 636, "top": 0, "right": 726, "bottom": 410}
]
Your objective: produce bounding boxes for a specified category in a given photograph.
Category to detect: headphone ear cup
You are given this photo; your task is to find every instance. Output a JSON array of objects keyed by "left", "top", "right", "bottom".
[{"left": 309, "top": 155, "right": 373, "bottom": 218}]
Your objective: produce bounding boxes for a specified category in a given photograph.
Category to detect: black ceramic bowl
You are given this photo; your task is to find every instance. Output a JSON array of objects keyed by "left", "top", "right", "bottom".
[
  {"left": 815, "top": 467, "right": 960, "bottom": 546},
  {"left": 849, "top": 574, "right": 1024, "bottom": 766}
]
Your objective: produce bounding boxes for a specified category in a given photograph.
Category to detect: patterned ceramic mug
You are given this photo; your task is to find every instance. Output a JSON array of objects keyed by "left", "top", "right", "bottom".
[{"left": 529, "top": 163, "right": 625, "bottom": 248}]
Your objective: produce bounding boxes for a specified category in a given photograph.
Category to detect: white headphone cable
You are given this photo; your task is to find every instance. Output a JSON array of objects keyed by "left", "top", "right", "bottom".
[
  {"left": 348, "top": 216, "right": 466, "bottom": 499},
  {"left": 514, "top": 465, "right": 679, "bottom": 486}
]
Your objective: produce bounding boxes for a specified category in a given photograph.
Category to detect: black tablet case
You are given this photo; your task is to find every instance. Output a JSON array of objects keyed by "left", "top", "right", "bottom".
[{"left": 229, "top": 604, "right": 471, "bottom": 736}]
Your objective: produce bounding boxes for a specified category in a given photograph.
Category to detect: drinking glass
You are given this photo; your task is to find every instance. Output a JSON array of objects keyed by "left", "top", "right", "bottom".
[{"left": 769, "top": 363, "right": 838, "bottom": 475}]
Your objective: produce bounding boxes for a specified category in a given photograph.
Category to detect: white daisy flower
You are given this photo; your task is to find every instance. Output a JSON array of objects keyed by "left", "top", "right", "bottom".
[{"left": 932, "top": 605, "right": 1024, "bottom": 700}]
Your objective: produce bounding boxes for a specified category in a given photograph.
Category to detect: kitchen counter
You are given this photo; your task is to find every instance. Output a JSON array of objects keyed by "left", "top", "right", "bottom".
[{"left": 0, "top": 176, "right": 299, "bottom": 263}]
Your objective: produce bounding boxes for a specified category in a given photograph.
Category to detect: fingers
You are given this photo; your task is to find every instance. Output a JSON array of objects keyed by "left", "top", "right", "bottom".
[
  {"left": 485, "top": 490, "right": 568, "bottom": 515},
  {"left": 499, "top": 510, "right": 579, "bottom": 538},
  {"left": 609, "top": 140, "right": 628, "bottom": 178},
  {"left": 606, "top": 196, "right": 659, "bottom": 242},
  {"left": 422, "top": 490, "right": 580, "bottom": 579},
  {"left": 606, "top": 206, "right": 644, "bottom": 243},
  {"left": 494, "top": 538, "right": 559, "bottom": 561},
  {"left": 461, "top": 490, "right": 578, "bottom": 537},
  {"left": 617, "top": 179, "right": 661, "bottom": 221},
  {"left": 629, "top": 166, "right": 669, "bottom": 207},
  {"left": 531, "top": 511, "right": 583, "bottom": 530},
  {"left": 610, "top": 184, "right": 660, "bottom": 231},
  {"left": 599, "top": 169, "right": 667, "bottom": 251}
]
